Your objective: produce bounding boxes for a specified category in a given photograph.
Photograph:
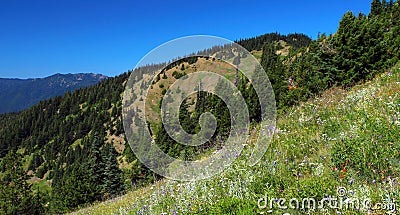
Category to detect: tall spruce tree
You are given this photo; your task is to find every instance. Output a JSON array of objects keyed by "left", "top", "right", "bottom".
[
  {"left": 101, "top": 144, "right": 124, "bottom": 196},
  {"left": 371, "top": 0, "right": 382, "bottom": 16}
]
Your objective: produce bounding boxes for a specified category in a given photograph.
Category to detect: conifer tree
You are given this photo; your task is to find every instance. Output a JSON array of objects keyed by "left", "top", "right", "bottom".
[
  {"left": 0, "top": 150, "right": 44, "bottom": 214},
  {"left": 371, "top": 0, "right": 382, "bottom": 16},
  {"left": 101, "top": 144, "right": 124, "bottom": 196}
]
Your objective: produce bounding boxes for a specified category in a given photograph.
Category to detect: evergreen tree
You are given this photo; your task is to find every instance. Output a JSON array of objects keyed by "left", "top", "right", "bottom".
[
  {"left": 101, "top": 144, "right": 125, "bottom": 196},
  {"left": 371, "top": 0, "right": 382, "bottom": 16},
  {"left": 86, "top": 135, "right": 105, "bottom": 198},
  {"left": 179, "top": 98, "right": 194, "bottom": 134},
  {"left": 0, "top": 150, "right": 45, "bottom": 214},
  {"left": 382, "top": 0, "right": 388, "bottom": 10}
]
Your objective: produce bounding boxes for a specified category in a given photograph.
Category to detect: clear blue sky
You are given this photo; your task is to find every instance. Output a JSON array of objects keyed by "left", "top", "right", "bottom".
[{"left": 0, "top": 0, "right": 371, "bottom": 79}]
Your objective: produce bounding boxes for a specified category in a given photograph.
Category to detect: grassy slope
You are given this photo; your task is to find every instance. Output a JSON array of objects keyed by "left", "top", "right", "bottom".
[
  {"left": 70, "top": 64, "right": 400, "bottom": 215},
  {"left": 145, "top": 57, "right": 238, "bottom": 126}
]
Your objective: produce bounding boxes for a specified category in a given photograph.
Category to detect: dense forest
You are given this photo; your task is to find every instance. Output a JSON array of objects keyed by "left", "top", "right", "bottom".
[
  {"left": 236, "top": 32, "right": 312, "bottom": 51},
  {"left": 0, "top": 0, "right": 399, "bottom": 213}
]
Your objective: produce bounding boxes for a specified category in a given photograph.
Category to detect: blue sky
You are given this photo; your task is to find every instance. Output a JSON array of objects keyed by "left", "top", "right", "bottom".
[{"left": 0, "top": 0, "right": 371, "bottom": 78}]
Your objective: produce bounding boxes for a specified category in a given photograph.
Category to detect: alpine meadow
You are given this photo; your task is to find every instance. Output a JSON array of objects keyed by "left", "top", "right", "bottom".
[{"left": 0, "top": 0, "right": 400, "bottom": 214}]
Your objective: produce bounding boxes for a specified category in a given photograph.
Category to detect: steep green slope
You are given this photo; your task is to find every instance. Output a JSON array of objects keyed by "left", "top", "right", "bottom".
[
  {"left": 0, "top": 34, "right": 309, "bottom": 213},
  {"left": 69, "top": 1, "right": 400, "bottom": 213},
  {"left": 0, "top": 73, "right": 129, "bottom": 213},
  {"left": 1, "top": 0, "right": 399, "bottom": 213},
  {"left": 71, "top": 63, "right": 400, "bottom": 215}
]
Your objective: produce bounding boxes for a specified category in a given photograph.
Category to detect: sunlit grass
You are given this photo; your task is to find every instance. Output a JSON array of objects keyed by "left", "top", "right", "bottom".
[{"left": 70, "top": 64, "right": 400, "bottom": 215}]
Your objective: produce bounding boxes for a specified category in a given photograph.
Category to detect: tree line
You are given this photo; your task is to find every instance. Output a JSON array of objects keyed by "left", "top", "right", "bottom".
[{"left": 0, "top": 0, "right": 399, "bottom": 213}]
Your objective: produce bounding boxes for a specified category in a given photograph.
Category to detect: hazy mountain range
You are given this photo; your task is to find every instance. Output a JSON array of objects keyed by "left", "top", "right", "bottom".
[{"left": 0, "top": 73, "right": 107, "bottom": 113}]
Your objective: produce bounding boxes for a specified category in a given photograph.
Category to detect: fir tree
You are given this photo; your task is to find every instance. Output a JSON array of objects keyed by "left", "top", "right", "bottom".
[
  {"left": 371, "top": 0, "right": 382, "bottom": 16},
  {"left": 0, "top": 150, "right": 45, "bottom": 214}
]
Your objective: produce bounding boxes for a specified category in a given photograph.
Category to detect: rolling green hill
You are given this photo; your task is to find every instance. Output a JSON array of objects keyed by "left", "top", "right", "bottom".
[
  {"left": 0, "top": 0, "right": 399, "bottom": 214},
  {"left": 71, "top": 62, "right": 400, "bottom": 215}
]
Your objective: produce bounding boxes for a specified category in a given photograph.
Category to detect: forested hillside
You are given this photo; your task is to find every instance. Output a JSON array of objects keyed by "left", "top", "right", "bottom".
[
  {"left": 73, "top": 58, "right": 400, "bottom": 215},
  {"left": 0, "top": 73, "right": 128, "bottom": 213},
  {"left": 0, "top": 0, "right": 399, "bottom": 213}
]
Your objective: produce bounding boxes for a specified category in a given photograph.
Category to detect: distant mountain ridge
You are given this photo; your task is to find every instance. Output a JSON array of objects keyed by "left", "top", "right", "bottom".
[{"left": 0, "top": 73, "right": 107, "bottom": 114}]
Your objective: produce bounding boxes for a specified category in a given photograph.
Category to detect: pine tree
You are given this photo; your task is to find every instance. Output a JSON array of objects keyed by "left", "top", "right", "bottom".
[
  {"left": 101, "top": 144, "right": 124, "bottom": 196},
  {"left": 389, "top": 0, "right": 394, "bottom": 9},
  {"left": 0, "top": 150, "right": 44, "bottom": 214},
  {"left": 62, "top": 163, "right": 98, "bottom": 209},
  {"left": 179, "top": 98, "right": 194, "bottom": 134},
  {"left": 382, "top": 0, "right": 388, "bottom": 10},
  {"left": 86, "top": 135, "right": 105, "bottom": 198},
  {"left": 371, "top": 0, "right": 382, "bottom": 16}
]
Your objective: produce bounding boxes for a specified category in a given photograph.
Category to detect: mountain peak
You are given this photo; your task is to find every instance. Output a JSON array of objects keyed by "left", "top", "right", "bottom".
[{"left": 0, "top": 73, "right": 108, "bottom": 114}]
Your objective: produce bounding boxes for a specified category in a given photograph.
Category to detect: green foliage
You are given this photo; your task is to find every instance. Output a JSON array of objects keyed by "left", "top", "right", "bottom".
[
  {"left": 101, "top": 144, "right": 125, "bottom": 195},
  {"left": 371, "top": 0, "right": 383, "bottom": 16},
  {"left": 194, "top": 197, "right": 257, "bottom": 214},
  {"left": 0, "top": 150, "right": 46, "bottom": 214},
  {"left": 0, "top": 72, "right": 129, "bottom": 213},
  {"left": 172, "top": 70, "right": 186, "bottom": 79},
  {"left": 28, "top": 152, "right": 44, "bottom": 171},
  {"left": 50, "top": 135, "right": 125, "bottom": 212},
  {"left": 1, "top": 0, "right": 400, "bottom": 213},
  {"left": 78, "top": 65, "right": 400, "bottom": 215},
  {"left": 259, "top": 1, "right": 400, "bottom": 112},
  {"left": 236, "top": 32, "right": 312, "bottom": 51}
]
